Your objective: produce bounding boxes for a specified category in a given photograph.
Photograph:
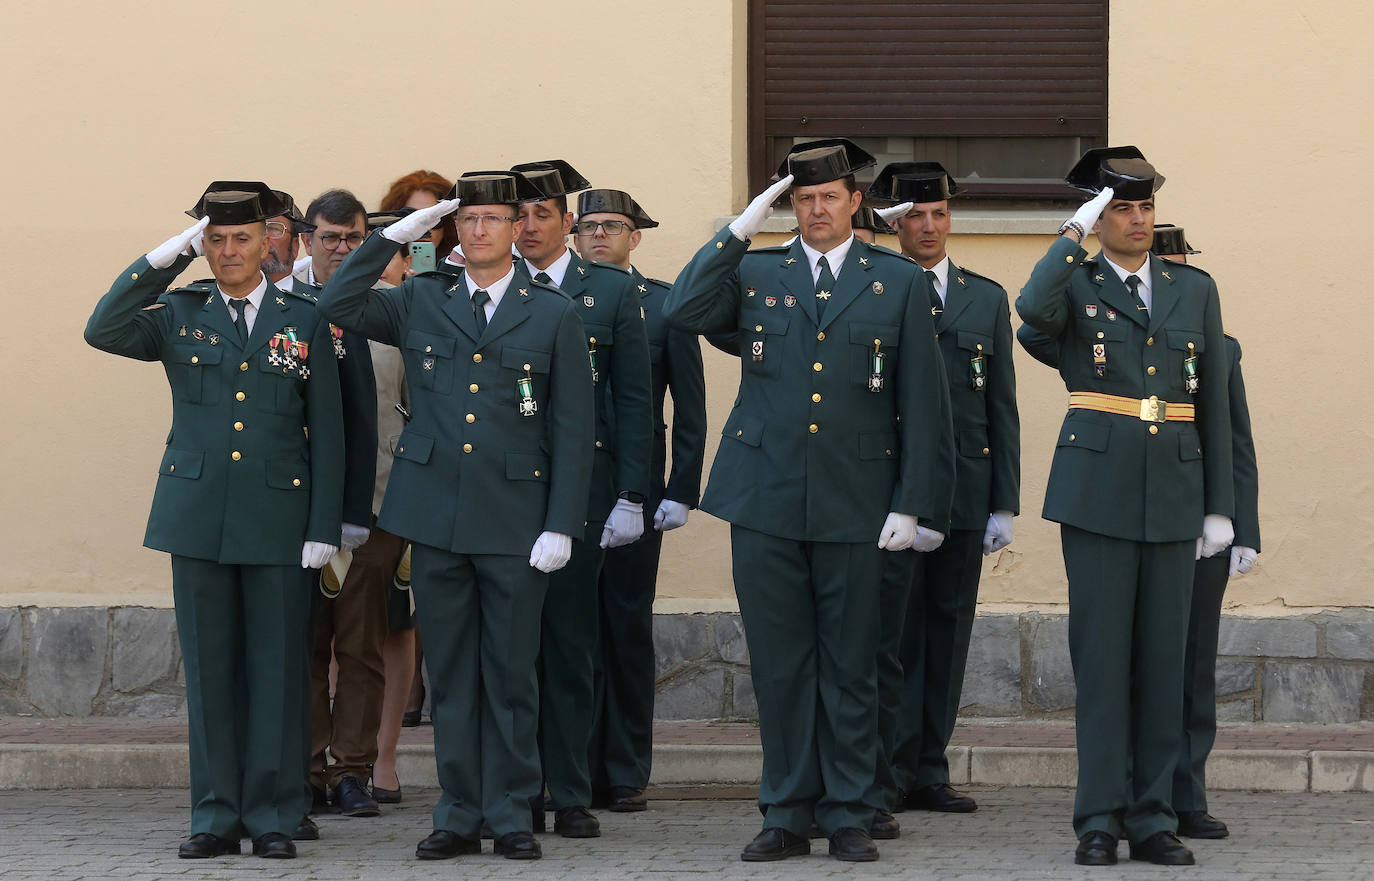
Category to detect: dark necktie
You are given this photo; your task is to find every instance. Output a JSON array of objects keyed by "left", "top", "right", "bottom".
[
  {"left": 925, "top": 270, "right": 942, "bottom": 316},
  {"left": 229, "top": 298, "right": 249, "bottom": 346},
  {"left": 1126, "top": 274, "right": 1148, "bottom": 315},
  {"left": 815, "top": 256, "right": 835, "bottom": 320},
  {"left": 535, "top": 271, "right": 552, "bottom": 285},
  {"left": 472, "top": 289, "right": 491, "bottom": 334}
]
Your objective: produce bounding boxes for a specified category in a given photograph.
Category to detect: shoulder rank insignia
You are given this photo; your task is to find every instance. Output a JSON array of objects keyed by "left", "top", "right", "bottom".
[
  {"left": 449, "top": 281, "right": 463, "bottom": 293},
  {"left": 205, "top": 295, "right": 213, "bottom": 305},
  {"left": 957, "top": 276, "right": 966, "bottom": 285},
  {"left": 275, "top": 296, "right": 287, "bottom": 306},
  {"left": 520, "top": 288, "right": 528, "bottom": 297},
  {"left": 785, "top": 258, "right": 797, "bottom": 265},
  {"left": 637, "top": 284, "right": 647, "bottom": 293},
  {"left": 1162, "top": 271, "right": 1173, "bottom": 280},
  {"left": 858, "top": 257, "right": 868, "bottom": 266}
]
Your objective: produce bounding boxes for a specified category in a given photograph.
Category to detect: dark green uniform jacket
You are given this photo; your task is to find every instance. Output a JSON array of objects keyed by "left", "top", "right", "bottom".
[
  {"left": 934, "top": 263, "right": 1020, "bottom": 530},
  {"left": 84, "top": 255, "right": 345, "bottom": 564},
  {"left": 316, "top": 234, "right": 594, "bottom": 556},
  {"left": 665, "top": 229, "right": 952, "bottom": 542},
  {"left": 634, "top": 270, "right": 706, "bottom": 508},
  {"left": 1015, "top": 238, "right": 1233, "bottom": 542},
  {"left": 1224, "top": 334, "right": 1260, "bottom": 550},
  {"left": 552, "top": 252, "right": 653, "bottom": 518}
]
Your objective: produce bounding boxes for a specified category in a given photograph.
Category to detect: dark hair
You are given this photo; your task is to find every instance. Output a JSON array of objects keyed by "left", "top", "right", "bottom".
[
  {"left": 305, "top": 189, "right": 367, "bottom": 227},
  {"left": 552, "top": 195, "right": 568, "bottom": 215},
  {"left": 840, "top": 174, "right": 857, "bottom": 194}
]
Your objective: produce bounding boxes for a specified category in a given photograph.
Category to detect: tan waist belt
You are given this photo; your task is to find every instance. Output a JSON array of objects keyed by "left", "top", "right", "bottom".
[{"left": 1068, "top": 391, "right": 1195, "bottom": 423}]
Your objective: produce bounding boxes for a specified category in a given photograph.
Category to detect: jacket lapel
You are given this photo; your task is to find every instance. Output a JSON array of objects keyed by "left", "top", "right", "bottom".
[
  {"left": 935, "top": 264, "right": 975, "bottom": 333},
  {"left": 243, "top": 283, "right": 294, "bottom": 355},
  {"left": 777, "top": 238, "right": 819, "bottom": 326},
  {"left": 441, "top": 272, "right": 481, "bottom": 342},
  {"left": 817, "top": 237, "right": 870, "bottom": 332},
  {"left": 1146, "top": 254, "right": 1181, "bottom": 337},
  {"left": 1088, "top": 255, "right": 1148, "bottom": 329},
  {"left": 195, "top": 286, "right": 241, "bottom": 348},
  {"left": 479, "top": 264, "right": 533, "bottom": 343}
]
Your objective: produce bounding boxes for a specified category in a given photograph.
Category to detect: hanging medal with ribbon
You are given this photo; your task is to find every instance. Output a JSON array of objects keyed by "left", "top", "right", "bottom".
[
  {"left": 518, "top": 364, "right": 538, "bottom": 416},
  {"left": 588, "top": 336, "right": 599, "bottom": 384},
  {"left": 970, "top": 343, "right": 986, "bottom": 391},
  {"left": 869, "top": 339, "right": 885, "bottom": 392},
  {"left": 330, "top": 323, "right": 347, "bottom": 360},
  {"left": 269, "top": 333, "right": 285, "bottom": 366},
  {"left": 1183, "top": 342, "right": 1199, "bottom": 394}
]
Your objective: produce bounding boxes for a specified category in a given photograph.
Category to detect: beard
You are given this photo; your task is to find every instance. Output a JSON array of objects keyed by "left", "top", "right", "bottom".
[{"left": 261, "top": 244, "right": 293, "bottom": 280}]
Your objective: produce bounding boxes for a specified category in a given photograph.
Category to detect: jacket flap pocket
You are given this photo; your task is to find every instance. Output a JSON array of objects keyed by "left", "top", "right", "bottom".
[
  {"left": 722, "top": 410, "right": 764, "bottom": 447},
  {"left": 1179, "top": 431, "right": 1204, "bottom": 461},
  {"left": 159, "top": 448, "right": 203, "bottom": 479},
  {"left": 859, "top": 430, "right": 898, "bottom": 461},
  {"left": 501, "top": 346, "right": 553, "bottom": 373},
  {"left": 850, "top": 322, "right": 901, "bottom": 347},
  {"left": 404, "top": 329, "right": 457, "bottom": 358},
  {"left": 170, "top": 346, "right": 222, "bottom": 365},
  {"left": 1075, "top": 322, "right": 1128, "bottom": 342},
  {"left": 1057, "top": 419, "right": 1110, "bottom": 452},
  {"left": 505, "top": 451, "right": 551, "bottom": 482},
  {"left": 956, "top": 329, "right": 995, "bottom": 355},
  {"left": 265, "top": 456, "right": 310, "bottom": 490},
  {"left": 583, "top": 322, "right": 613, "bottom": 346},
  {"left": 741, "top": 314, "right": 790, "bottom": 336},
  {"left": 394, "top": 430, "right": 434, "bottom": 464},
  {"left": 958, "top": 427, "right": 991, "bottom": 457},
  {"left": 1166, "top": 329, "right": 1206, "bottom": 352}
]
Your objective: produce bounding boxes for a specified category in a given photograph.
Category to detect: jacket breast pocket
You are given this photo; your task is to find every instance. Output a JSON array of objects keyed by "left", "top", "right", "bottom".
[
  {"left": 405, "top": 329, "right": 457, "bottom": 395},
  {"left": 168, "top": 346, "right": 222, "bottom": 405},
  {"left": 1166, "top": 329, "right": 1205, "bottom": 395},
  {"left": 583, "top": 322, "right": 612, "bottom": 382},
  {"left": 741, "top": 314, "right": 789, "bottom": 379},
  {"left": 257, "top": 349, "right": 304, "bottom": 414},
  {"left": 1074, "top": 321, "right": 1128, "bottom": 379},
  {"left": 956, "top": 330, "right": 994, "bottom": 392},
  {"left": 849, "top": 322, "right": 901, "bottom": 391}
]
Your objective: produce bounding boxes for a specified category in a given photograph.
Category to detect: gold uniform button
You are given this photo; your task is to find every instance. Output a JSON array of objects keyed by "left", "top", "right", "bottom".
[
  {"left": 755, "top": 324, "right": 763, "bottom": 332},
  {"left": 983, "top": 447, "right": 991, "bottom": 455},
  {"left": 168, "top": 464, "right": 174, "bottom": 472},
  {"left": 1096, "top": 331, "right": 1105, "bottom": 340},
  {"left": 885, "top": 449, "right": 893, "bottom": 456},
  {"left": 292, "top": 478, "right": 301, "bottom": 487},
  {"left": 812, "top": 393, "right": 821, "bottom": 403},
  {"left": 736, "top": 430, "right": 743, "bottom": 437},
  {"left": 809, "top": 423, "right": 819, "bottom": 434},
  {"left": 425, "top": 345, "right": 432, "bottom": 353},
  {"left": 1146, "top": 337, "right": 1155, "bottom": 346},
  {"left": 233, "top": 422, "right": 243, "bottom": 431},
  {"left": 1065, "top": 255, "right": 1074, "bottom": 263},
  {"left": 1069, "top": 434, "right": 1076, "bottom": 441},
  {"left": 463, "top": 443, "right": 473, "bottom": 453},
  {"left": 231, "top": 451, "right": 242, "bottom": 461},
  {"left": 817, "top": 332, "right": 825, "bottom": 341},
  {"left": 596, "top": 440, "right": 604, "bottom": 448},
  {"left": 716, "top": 241, "right": 723, "bottom": 249},
  {"left": 465, "top": 414, "right": 475, "bottom": 423},
  {"left": 131, "top": 272, "right": 139, "bottom": 280},
  {"left": 812, "top": 362, "right": 822, "bottom": 372},
  {"left": 190, "top": 355, "right": 199, "bottom": 364},
  {"left": 533, "top": 469, "right": 541, "bottom": 477},
  {"left": 1149, "top": 425, "right": 1159, "bottom": 435},
  {"left": 235, "top": 391, "right": 246, "bottom": 401},
  {"left": 469, "top": 383, "right": 479, "bottom": 393},
  {"left": 240, "top": 361, "right": 249, "bottom": 371},
  {"left": 472, "top": 353, "right": 482, "bottom": 363},
  {"left": 1147, "top": 365, "right": 1157, "bottom": 375}
]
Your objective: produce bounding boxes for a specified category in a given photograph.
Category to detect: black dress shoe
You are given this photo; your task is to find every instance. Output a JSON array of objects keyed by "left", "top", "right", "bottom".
[
  {"left": 292, "top": 815, "right": 319, "bottom": 841},
  {"left": 533, "top": 806, "right": 546, "bottom": 833},
  {"left": 415, "top": 829, "right": 481, "bottom": 860},
  {"left": 828, "top": 827, "right": 879, "bottom": 862},
  {"left": 310, "top": 785, "right": 332, "bottom": 814},
  {"left": 401, "top": 710, "right": 422, "bottom": 727},
  {"left": 740, "top": 827, "right": 810, "bottom": 861},
  {"left": 869, "top": 809, "right": 900, "bottom": 840},
  {"left": 178, "top": 833, "right": 241, "bottom": 859},
  {"left": 333, "top": 776, "right": 381, "bottom": 817},
  {"left": 1075, "top": 831, "right": 1118, "bottom": 865},
  {"left": 1129, "top": 830, "right": 1195, "bottom": 865},
  {"left": 891, "top": 790, "right": 907, "bottom": 814},
  {"left": 554, "top": 805, "right": 601, "bottom": 838},
  {"left": 905, "top": 782, "right": 977, "bottom": 813},
  {"left": 1177, "top": 810, "right": 1229, "bottom": 839},
  {"left": 608, "top": 786, "right": 647, "bottom": 812},
  {"left": 251, "top": 832, "right": 296, "bottom": 859},
  {"left": 371, "top": 777, "right": 402, "bottom": 805},
  {"left": 494, "top": 830, "right": 542, "bottom": 860}
]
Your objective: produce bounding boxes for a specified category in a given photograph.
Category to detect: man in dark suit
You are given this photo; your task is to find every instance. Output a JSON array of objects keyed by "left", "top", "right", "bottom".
[
  {"left": 512, "top": 161, "right": 654, "bottom": 838},
  {"left": 85, "top": 181, "right": 344, "bottom": 860},
  {"left": 317, "top": 170, "right": 596, "bottom": 862},
  {"left": 572, "top": 189, "right": 708, "bottom": 813},
  {"left": 665, "top": 139, "right": 952, "bottom": 863},
  {"left": 865, "top": 162, "right": 1020, "bottom": 830},
  {"left": 1016, "top": 147, "right": 1234, "bottom": 867}
]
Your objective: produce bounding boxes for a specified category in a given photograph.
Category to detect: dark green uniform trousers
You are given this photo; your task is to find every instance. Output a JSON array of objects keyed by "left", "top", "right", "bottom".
[
  {"left": 1173, "top": 553, "right": 1229, "bottom": 814},
  {"left": 538, "top": 519, "right": 605, "bottom": 809},
  {"left": 1062, "top": 525, "right": 1193, "bottom": 841},
  {"left": 591, "top": 519, "right": 662, "bottom": 793},
  {"left": 876, "top": 529, "right": 983, "bottom": 807},
  {"left": 410, "top": 543, "right": 546, "bottom": 837},
  {"left": 171, "top": 556, "right": 312, "bottom": 840},
  {"left": 731, "top": 524, "right": 882, "bottom": 837}
]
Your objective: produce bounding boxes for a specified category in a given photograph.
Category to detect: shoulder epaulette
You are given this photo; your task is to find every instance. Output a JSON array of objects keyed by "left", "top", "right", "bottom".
[
  {"left": 646, "top": 277, "right": 673, "bottom": 290},
  {"left": 950, "top": 264, "right": 1007, "bottom": 290},
  {"left": 167, "top": 280, "right": 216, "bottom": 296},
  {"left": 863, "top": 242, "right": 915, "bottom": 263},
  {"left": 1166, "top": 260, "right": 1212, "bottom": 279},
  {"left": 1223, "top": 331, "right": 1238, "bottom": 340},
  {"left": 528, "top": 277, "right": 571, "bottom": 300},
  {"left": 587, "top": 260, "right": 631, "bottom": 275},
  {"left": 283, "top": 285, "right": 318, "bottom": 303},
  {"left": 747, "top": 243, "right": 791, "bottom": 254}
]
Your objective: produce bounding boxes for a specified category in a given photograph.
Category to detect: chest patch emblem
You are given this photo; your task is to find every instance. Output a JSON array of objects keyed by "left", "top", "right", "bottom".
[
  {"left": 765, "top": 295, "right": 776, "bottom": 307},
  {"left": 872, "top": 282, "right": 884, "bottom": 296},
  {"left": 1085, "top": 304, "right": 1098, "bottom": 318},
  {"left": 784, "top": 295, "right": 797, "bottom": 308},
  {"left": 583, "top": 295, "right": 595, "bottom": 308}
]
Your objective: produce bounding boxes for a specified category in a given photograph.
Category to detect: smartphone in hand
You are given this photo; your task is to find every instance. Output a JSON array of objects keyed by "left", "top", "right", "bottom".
[{"left": 408, "top": 241, "right": 436, "bottom": 274}]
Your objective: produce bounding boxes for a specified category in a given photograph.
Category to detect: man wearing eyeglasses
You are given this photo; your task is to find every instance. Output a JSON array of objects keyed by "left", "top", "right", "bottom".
[
  {"left": 317, "top": 170, "right": 595, "bottom": 861},
  {"left": 291, "top": 189, "right": 383, "bottom": 822},
  {"left": 572, "top": 190, "right": 707, "bottom": 815},
  {"left": 510, "top": 161, "right": 652, "bottom": 840}
]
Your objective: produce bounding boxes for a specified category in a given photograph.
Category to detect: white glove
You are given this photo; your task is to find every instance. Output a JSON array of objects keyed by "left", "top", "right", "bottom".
[
  {"left": 912, "top": 525, "right": 945, "bottom": 553},
  {"left": 293, "top": 255, "right": 313, "bottom": 274},
  {"left": 340, "top": 523, "right": 370, "bottom": 552},
  {"left": 878, "top": 512, "right": 918, "bottom": 551},
  {"left": 381, "top": 199, "right": 461, "bottom": 244},
  {"left": 983, "top": 511, "right": 1014, "bottom": 555},
  {"left": 875, "top": 202, "right": 914, "bottom": 224},
  {"left": 1200, "top": 514, "right": 1235, "bottom": 559},
  {"left": 1229, "top": 546, "right": 1258, "bottom": 577},
  {"left": 301, "top": 541, "right": 338, "bottom": 569},
  {"left": 728, "top": 174, "right": 794, "bottom": 241},
  {"left": 1063, "top": 186, "right": 1115, "bottom": 238},
  {"left": 529, "top": 531, "right": 573, "bottom": 573},
  {"left": 146, "top": 217, "right": 210, "bottom": 269},
  {"left": 654, "top": 499, "right": 690, "bottom": 532},
  {"left": 600, "top": 498, "right": 646, "bottom": 549}
]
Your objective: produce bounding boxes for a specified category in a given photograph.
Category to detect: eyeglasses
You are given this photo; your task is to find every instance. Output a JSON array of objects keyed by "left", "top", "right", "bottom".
[
  {"left": 574, "top": 219, "right": 633, "bottom": 236},
  {"left": 265, "top": 221, "right": 290, "bottom": 240},
  {"left": 456, "top": 213, "right": 517, "bottom": 230},
  {"left": 316, "top": 231, "right": 366, "bottom": 251}
]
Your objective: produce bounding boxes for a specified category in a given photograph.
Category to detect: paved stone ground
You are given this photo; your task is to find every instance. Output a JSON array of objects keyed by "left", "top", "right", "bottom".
[{"left": 0, "top": 787, "right": 1370, "bottom": 880}]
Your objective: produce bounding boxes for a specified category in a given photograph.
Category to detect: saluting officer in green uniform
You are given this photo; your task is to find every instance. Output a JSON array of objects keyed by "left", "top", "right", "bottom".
[
  {"left": 866, "top": 163, "right": 1020, "bottom": 828},
  {"left": 665, "top": 139, "right": 952, "bottom": 863},
  {"left": 572, "top": 189, "right": 708, "bottom": 813},
  {"left": 84, "top": 182, "right": 344, "bottom": 860},
  {"left": 317, "top": 171, "right": 596, "bottom": 862},
  {"left": 510, "top": 161, "right": 654, "bottom": 839},
  {"left": 1016, "top": 147, "right": 1235, "bottom": 867}
]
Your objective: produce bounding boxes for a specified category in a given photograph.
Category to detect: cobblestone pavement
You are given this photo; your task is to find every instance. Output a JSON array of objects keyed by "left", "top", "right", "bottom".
[{"left": 1, "top": 787, "right": 1371, "bottom": 880}]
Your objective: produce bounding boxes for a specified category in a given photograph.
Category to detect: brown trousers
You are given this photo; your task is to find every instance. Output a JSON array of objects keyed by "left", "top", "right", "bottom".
[{"left": 310, "top": 526, "right": 407, "bottom": 786}]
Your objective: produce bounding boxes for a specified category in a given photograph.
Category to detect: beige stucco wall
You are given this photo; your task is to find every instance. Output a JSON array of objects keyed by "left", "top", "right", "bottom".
[{"left": 2, "top": 1, "right": 1369, "bottom": 612}]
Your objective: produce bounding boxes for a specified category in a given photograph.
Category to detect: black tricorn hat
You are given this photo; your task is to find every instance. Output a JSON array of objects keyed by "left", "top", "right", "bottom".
[
  {"left": 270, "top": 190, "right": 307, "bottom": 224},
  {"left": 851, "top": 205, "right": 895, "bottom": 235},
  {"left": 1065, "top": 146, "right": 1165, "bottom": 201},
  {"left": 576, "top": 189, "right": 659, "bottom": 229},
  {"left": 1150, "top": 223, "right": 1200, "bottom": 257},
  {"left": 774, "top": 138, "right": 876, "bottom": 186},
  {"left": 366, "top": 208, "right": 415, "bottom": 231},
  {"left": 186, "top": 181, "right": 291, "bottom": 225},
  {"left": 509, "top": 160, "right": 591, "bottom": 199},
  {"left": 448, "top": 171, "right": 547, "bottom": 205},
  {"left": 868, "top": 161, "right": 959, "bottom": 204}
]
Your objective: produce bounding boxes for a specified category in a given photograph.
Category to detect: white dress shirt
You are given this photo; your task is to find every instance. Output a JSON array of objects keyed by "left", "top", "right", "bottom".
[
  {"left": 1102, "top": 254, "right": 1153, "bottom": 316},
  {"left": 470, "top": 262, "right": 517, "bottom": 323},
  {"left": 524, "top": 246, "right": 573, "bottom": 289},
  {"left": 925, "top": 255, "right": 951, "bottom": 304},
  {"left": 221, "top": 275, "right": 270, "bottom": 335},
  {"left": 799, "top": 234, "right": 854, "bottom": 285}
]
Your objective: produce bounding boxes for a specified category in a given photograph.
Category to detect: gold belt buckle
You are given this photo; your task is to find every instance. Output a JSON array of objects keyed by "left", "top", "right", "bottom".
[{"left": 1139, "top": 396, "right": 1166, "bottom": 423}]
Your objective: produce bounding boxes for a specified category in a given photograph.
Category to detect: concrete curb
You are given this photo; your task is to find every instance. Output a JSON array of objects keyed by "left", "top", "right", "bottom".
[{"left": 5, "top": 741, "right": 1374, "bottom": 793}]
